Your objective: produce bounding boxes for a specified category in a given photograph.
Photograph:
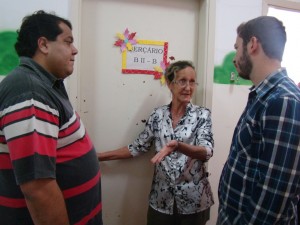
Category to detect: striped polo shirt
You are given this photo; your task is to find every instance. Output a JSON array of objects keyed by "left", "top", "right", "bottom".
[{"left": 0, "top": 57, "right": 102, "bottom": 225}]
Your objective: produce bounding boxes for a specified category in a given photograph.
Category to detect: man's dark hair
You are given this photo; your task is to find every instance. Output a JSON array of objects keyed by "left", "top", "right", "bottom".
[
  {"left": 237, "top": 16, "right": 286, "bottom": 61},
  {"left": 15, "top": 10, "right": 72, "bottom": 57},
  {"left": 165, "top": 60, "right": 195, "bottom": 82}
]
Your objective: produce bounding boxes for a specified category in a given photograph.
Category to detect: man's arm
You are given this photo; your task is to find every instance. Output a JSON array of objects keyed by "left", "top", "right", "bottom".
[{"left": 20, "top": 178, "right": 70, "bottom": 225}]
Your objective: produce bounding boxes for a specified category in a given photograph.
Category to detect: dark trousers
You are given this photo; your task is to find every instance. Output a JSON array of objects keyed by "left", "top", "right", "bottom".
[
  {"left": 147, "top": 202, "right": 210, "bottom": 225},
  {"left": 298, "top": 200, "right": 300, "bottom": 225}
]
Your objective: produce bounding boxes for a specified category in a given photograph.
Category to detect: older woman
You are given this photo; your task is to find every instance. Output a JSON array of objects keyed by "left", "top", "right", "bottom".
[{"left": 98, "top": 60, "right": 214, "bottom": 225}]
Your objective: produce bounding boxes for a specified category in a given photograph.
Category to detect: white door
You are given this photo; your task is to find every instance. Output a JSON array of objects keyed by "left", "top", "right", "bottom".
[{"left": 69, "top": 0, "right": 213, "bottom": 224}]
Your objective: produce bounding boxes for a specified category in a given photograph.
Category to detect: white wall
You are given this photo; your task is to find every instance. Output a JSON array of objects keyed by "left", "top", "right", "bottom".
[{"left": 0, "top": 0, "right": 70, "bottom": 29}]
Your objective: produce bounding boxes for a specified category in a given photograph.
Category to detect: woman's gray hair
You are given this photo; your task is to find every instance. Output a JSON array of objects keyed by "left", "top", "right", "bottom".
[{"left": 164, "top": 60, "right": 195, "bottom": 82}]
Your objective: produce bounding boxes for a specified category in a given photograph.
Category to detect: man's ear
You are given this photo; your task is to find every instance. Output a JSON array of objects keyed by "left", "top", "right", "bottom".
[
  {"left": 37, "top": 37, "right": 49, "bottom": 54},
  {"left": 248, "top": 36, "right": 259, "bottom": 54}
]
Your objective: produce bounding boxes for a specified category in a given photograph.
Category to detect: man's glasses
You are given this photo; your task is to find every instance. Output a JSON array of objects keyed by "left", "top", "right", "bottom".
[{"left": 172, "top": 80, "right": 199, "bottom": 88}]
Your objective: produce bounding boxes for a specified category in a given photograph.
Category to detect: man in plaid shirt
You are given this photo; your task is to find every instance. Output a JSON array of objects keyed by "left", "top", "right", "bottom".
[{"left": 218, "top": 16, "right": 300, "bottom": 224}]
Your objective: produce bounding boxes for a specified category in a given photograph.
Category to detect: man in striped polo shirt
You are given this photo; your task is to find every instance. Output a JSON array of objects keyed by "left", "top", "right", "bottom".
[{"left": 0, "top": 10, "right": 103, "bottom": 225}]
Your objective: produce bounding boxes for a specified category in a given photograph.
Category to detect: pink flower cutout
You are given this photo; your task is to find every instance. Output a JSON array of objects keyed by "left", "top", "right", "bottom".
[{"left": 114, "top": 28, "right": 137, "bottom": 52}]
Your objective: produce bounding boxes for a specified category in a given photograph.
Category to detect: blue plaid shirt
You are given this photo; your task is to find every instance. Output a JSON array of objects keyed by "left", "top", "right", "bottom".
[{"left": 218, "top": 69, "right": 300, "bottom": 225}]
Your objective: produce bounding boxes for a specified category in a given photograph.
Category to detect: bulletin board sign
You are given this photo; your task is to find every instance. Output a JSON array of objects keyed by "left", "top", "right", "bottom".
[
  {"left": 114, "top": 28, "right": 172, "bottom": 83},
  {"left": 122, "top": 40, "right": 168, "bottom": 76}
]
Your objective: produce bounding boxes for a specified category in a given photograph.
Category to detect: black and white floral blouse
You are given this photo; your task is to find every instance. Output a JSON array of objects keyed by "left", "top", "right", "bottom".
[{"left": 128, "top": 102, "right": 214, "bottom": 215}]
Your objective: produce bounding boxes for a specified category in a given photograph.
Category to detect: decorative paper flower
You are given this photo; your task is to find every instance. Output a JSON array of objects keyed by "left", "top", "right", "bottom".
[
  {"left": 114, "top": 28, "right": 137, "bottom": 52},
  {"left": 154, "top": 60, "right": 170, "bottom": 85}
]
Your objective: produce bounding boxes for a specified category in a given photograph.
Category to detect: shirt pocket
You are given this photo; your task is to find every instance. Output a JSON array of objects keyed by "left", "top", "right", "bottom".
[{"left": 236, "top": 115, "right": 262, "bottom": 159}]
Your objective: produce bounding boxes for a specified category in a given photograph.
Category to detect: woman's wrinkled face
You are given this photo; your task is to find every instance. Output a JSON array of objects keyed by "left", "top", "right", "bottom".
[{"left": 168, "top": 66, "right": 197, "bottom": 104}]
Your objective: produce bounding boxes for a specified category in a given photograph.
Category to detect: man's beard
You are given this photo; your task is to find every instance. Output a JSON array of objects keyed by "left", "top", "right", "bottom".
[{"left": 237, "top": 46, "right": 253, "bottom": 80}]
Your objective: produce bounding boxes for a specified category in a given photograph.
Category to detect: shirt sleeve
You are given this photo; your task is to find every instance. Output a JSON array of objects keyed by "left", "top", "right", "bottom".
[
  {"left": 128, "top": 110, "right": 156, "bottom": 157},
  {"left": 195, "top": 108, "right": 214, "bottom": 160},
  {"left": 242, "top": 96, "right": 300, "bottom": 224},
  {"left": 3, "top": 96, "right": 59, "bottom": 185}
]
